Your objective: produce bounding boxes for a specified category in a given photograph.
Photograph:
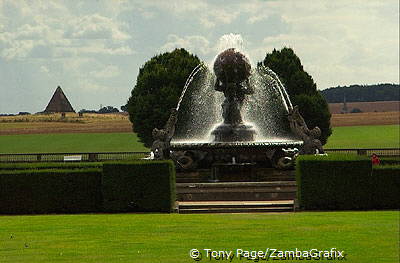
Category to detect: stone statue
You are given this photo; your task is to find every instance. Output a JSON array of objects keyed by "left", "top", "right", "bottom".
[
  {"left": 288, "top": 106, "right": 324, "bottom": 154},
  {"left": 151, "top": 108, "right": 178, "bottom": 159},
  {"left": 211, "top": 48, "right": 256, "bottom": 142}
]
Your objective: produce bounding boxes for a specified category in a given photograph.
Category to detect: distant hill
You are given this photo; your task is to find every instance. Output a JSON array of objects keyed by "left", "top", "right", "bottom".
[{"left": 321, "top": 83, "right": 400, "bottom": 103}]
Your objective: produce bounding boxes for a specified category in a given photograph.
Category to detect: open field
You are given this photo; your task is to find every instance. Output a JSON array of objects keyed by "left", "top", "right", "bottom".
[
  {"left": 0, "top": 125, "right": 398, "bottom": 153},
  {"left": 325, "top": 125, "right": 399, "bottom": 149},
  {"left": 1, "top": 112, "right": 399, "bottom": 136},
  {"left": 0, "top": 211, "right": 398, "bottom": 263},
  {"left": 330, "top": 111, "right": 399, "bottom": 127},
  {"left": 0, "top": 113, "right": 131, "bottom": 135},
  {"left": 329, "top": 101, "right": 399, "bottom": 114},
  {"left": 0, "top": 133, "right": 148, "bottom": 154}
]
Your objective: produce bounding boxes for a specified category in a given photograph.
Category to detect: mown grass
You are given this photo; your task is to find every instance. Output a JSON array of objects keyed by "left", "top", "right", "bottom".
[
  {"left": 0, "top": 133, "right": 148, "bottom": 153},
  {"left": 0, "top": 211, "right": 398, "bottom": 263},
  {"left": 325, "top": 124, "right": 399, "bottom": 148},
  {"left": 0, "top": 124, "right": 398, "bottom": 154}
]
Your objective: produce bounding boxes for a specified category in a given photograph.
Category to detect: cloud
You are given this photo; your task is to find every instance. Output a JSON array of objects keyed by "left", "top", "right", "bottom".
[
  {"left": 64, "top": 14, "right": 131, "bottom": 40},
  {"left": 161, "top": 34, "right": 212, "bottom": 55},
  {"left": 90, "top": 65, "right": 120, "bottom": 79},
  {"left": 40, "top": 65, "right": 49, "bottom": 73}
]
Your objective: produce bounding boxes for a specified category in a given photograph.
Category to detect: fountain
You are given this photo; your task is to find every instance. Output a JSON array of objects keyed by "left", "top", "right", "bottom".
[{"left": 151, "top": 35, "right": 323, "bottom": 170}]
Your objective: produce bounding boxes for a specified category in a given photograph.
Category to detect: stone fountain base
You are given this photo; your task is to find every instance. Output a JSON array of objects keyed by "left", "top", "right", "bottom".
[
  {"left": 211, "top": 123, "right": 256, "bottom": 142},
  {"left": 171, "top": 140, "right": 303, "bottom": 170}
]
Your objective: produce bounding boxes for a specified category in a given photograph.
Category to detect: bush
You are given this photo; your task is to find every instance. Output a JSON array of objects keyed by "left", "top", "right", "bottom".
[
  {"left": 0, "top": 168, "right": 102, "bottom": 214},
  {"left": 296, "top": 154, "right": 372, "bottom": 210},
  {"left": 296, "top": 155, "right": 400, "bottom": 210},
  {"left": 380, "top": 157, "right": 400, "bottom": 166},
  {"left": 261, "top": 47, "right": 332, "bottom": 144},
  {"left": 127, "top": 48, "right": 201, "bottom": 147},
  {"left": 371, "top": 165, "right": 400, "bottom": 209},
  {"left": 102, "top": 160, "right": 176, "bottom": 213},
  {"left": 0, "top": 162, "right": 102, "bottom": 171}
]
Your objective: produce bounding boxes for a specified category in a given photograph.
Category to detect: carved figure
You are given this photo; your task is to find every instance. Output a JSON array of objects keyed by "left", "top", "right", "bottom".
[
  {"left": 288, "top": 106, "right": 324, "bottom": 154},
  {"left": 151, "top": 109, "right": 178, "bottom": 159}
]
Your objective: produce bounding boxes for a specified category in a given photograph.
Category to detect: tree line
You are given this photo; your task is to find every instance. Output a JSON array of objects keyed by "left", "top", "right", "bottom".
[{"left": 321, "top": 84, "right": 399, "bottom": 103}]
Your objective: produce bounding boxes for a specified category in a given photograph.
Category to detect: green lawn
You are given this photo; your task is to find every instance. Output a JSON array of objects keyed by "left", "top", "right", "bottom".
[
  {"left": 0, "top": 211, "right": 397, "bottom": 262},
  {"left": 0, "top": 133, "right": 148, "bottom": 154},
  {"left": 0, "top": 124, "right": 398, "bottom": 154},
  {"left": 325, "top": 125, "right": 399, "bottom": 148}
]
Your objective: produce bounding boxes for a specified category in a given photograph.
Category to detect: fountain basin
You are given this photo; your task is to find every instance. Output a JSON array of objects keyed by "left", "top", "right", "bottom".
[{"left": 171, "top": 140, "right": 303, "bottom": 150}]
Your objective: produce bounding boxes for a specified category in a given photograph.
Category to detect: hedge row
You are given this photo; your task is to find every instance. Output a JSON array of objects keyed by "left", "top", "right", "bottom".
[
  {"left": 102, "top": 160, "right": 176, "bottom": 213},
  {"left": 0, "top": 160, "right": 176, "bottom": 214},
  {"left": 0, "top": 168, "right": 102, "bottom": 214},
  {"left": 296, "top": 154, "right": 399, "bottom": 210},
  {"left": 371, "top": 165, "right": 400, "bottom": 209}
]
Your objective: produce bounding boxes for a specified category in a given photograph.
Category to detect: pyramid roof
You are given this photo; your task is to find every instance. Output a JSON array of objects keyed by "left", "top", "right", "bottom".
[{"left": 44, "top": 86, "right": 75, "bottom": 113}]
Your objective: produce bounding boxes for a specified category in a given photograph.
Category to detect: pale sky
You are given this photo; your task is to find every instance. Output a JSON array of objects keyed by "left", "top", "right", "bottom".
[{"left": 0, "top": 0, "right": 399, "bottom": 114}]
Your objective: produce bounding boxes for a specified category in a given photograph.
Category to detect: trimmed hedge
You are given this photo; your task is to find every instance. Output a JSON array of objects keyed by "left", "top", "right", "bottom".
[
  {"left": 380, "top": 157, "right": 400, "bottom": 166},
  {"left": 371, "top": 165, "right": 400, "bottom": 209},
  {"left": 0, "top": 162, "right": 102, "bottom": 170},
  {"left": 296, "top": 154, "right": 399, "bottom": 210},
  {"left": 0, "top": 168, "right": 102, "bottom": 214},
  {"left": 102, "top": 160, "right": 176, "bottom": 213}
]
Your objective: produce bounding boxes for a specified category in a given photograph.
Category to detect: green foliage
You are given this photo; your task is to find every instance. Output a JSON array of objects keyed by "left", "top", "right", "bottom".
[
  {"left": 0, "top": 168, "right": 102, "bottom": 214},
  {"left": 380, "top": 157, "right": 400, "bottom": 166},
  {"left": 102, "top": 160, "right": 176, "bottom": 213},
  {"left": 371, "top": 165, "right": 400, "bottom": 208},
  {"left": 321, "top": 83, "right": 400, "bottom": 103},
  {"left": 296, "top": 154, "right": 400, "bottom": 210},
  {"left": 262, "top": 47, "right": 332, "bottom": 144},
  {"left": 127, "top": 48, "right": 201, "bottom": 147}
]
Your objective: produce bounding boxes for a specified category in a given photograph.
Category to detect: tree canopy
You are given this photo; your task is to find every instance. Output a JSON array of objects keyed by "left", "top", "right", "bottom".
[
  {"left": 127, "top": 48, "right": 201, "bottom": 147},
  {"left": 321, "top": 83, "right": 399, "bottom": 103},
  {"left": 261, "top": 47, "right": 332, "bottom": 144}
]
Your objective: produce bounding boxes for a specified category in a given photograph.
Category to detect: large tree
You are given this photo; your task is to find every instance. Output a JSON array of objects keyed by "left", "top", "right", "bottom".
[
  {"left": 127, "top": 48, "right": 201, "bottom": 147},
  {"left": 261, "top": 47, "right": 332, "bottom": 144}
]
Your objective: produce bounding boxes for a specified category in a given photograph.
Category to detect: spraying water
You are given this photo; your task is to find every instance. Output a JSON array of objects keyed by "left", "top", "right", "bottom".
[
  {"left": 172, "top": 34, "right": 298, "bottom": 143},
  {"left": 176, "top": 63, "right": 206, "bottom": 111}
]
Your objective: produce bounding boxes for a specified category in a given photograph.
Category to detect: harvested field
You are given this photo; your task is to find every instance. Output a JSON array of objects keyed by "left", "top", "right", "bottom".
[
  {"left": 1, "top": 111, "right": 399, "bottom": 135},
  {"left": 329, "top": 101, "right": 399, "bottom": 114},
  {"left": 331, "top": 111, "right": 400, "bottom": 127},
  {"left": 0, "top": 113, "right": 132, "bottom": 135}
]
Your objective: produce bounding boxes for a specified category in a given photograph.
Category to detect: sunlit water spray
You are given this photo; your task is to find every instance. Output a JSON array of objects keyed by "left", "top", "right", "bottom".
[{"left": 173, "top": 34, "right": 298, "bottom": 144}]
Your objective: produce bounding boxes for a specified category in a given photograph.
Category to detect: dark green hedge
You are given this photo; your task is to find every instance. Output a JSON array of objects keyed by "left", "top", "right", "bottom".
[
  {"left": 380, "top": 157, "right": 400, "bottom": 166},
  {"left": 296, "top": 155, "right": 399, "bottom": 210},
  {"left": 0, "top": 162, "right": 102, "bottom": 170},
  {"left": 371, "top": 165, "right": 400, "bottom": 209},
  {"left": 0, "top": 168, "right": 102, "bottom": 214},
  {"left": 102, "top": 160, "right": 176, "bottom": 213}
]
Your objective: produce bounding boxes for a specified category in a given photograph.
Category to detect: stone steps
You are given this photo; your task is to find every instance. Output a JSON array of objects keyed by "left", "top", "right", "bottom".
[
  {"left": 178, "top": 200, "right": 294, "bottom": 214},
  {"left": 177, "top": 181, "right": 297, "bottom": 202},
  {"left": 176, "top": 168, "right": 296, "bottom": 183}
]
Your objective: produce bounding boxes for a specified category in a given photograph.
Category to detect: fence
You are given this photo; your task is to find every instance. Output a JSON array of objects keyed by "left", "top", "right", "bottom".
[
  {"left": 0, "top": 152, "right": 150, "bottom": 163},
  {"left": 0, "top": 148, "right": 398, "bottom": 163},
  {"left": 324, "top": 148, "right": 399, "bottom": 157}
]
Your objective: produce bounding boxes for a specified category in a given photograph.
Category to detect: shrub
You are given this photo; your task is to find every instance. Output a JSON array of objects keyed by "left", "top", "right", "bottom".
[
  {"left": 296, "top": 155, "right": 400, "bottom": 210},
  {"left": 102, "top": 160, "right": 176, "bottom": 213},
  {"left": 296, "top": 154, "right": 372, "bottom": 210},
  {"left": 0, "top": 168, "right": 102, "bottom": 214},
  {"left": 380, "top": 157, "right": 400, "bottom": 166},
  {"left": 371, "top": 165, "right": 400, "bottom": 209}
]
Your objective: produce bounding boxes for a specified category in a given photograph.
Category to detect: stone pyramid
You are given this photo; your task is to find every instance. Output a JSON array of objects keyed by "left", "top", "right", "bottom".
[{"left": 44, "top": 86, "right": 75, "bottom": 113}]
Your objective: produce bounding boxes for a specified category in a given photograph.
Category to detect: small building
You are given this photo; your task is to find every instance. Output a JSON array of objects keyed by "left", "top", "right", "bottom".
[{"left": 44, "top": 86, "right": 75, "bottom": 113}]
